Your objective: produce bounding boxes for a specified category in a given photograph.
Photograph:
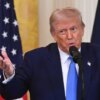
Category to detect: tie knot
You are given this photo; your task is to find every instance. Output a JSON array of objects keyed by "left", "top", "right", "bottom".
[{"left": 68, "top": 56, "right": 74, "bottom": 62}]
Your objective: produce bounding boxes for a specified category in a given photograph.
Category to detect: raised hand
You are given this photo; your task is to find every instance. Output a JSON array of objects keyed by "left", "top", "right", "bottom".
[{"left": 0, "top": 51, "right": 14, "bottom": 78}]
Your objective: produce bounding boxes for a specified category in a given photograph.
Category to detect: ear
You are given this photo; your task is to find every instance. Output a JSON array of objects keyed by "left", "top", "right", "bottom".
[
  {"left": 81, "top": 27, "right": 84, "bottom": 37},
  {"left": 82, "top": 28, "right": 84, "bottom": 36}
]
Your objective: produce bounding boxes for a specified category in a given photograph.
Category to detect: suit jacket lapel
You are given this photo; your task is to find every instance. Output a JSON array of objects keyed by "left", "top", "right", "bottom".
[{"left": 45, "top": 43, "right": 65, "bottom": 100}]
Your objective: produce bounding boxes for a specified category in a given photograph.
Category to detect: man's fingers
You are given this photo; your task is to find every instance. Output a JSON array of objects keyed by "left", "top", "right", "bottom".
[
  {"left": 0, "top": 56, "right": 3, "bottom": 67},
  {"left": 0, "top": 51, "right": 10, "bottom": 69},
  {"left": 0, "top": 56, "right": 3, "bottom": 61},
  {"left": 1, "top": 50, "right": 9, "bottom": 59}
]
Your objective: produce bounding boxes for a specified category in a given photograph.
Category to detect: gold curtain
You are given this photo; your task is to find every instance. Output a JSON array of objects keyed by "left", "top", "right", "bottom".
[
  {"left": 14, "top": 0, "right": 38, "bottom": 54},
  {"left": 14, "top": 0, "right": 38, "bottom": 100}
]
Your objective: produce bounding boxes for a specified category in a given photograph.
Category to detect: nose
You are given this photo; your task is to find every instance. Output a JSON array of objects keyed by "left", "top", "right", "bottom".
[{"left": 67, "top": 30, "right": 73, "bottom": 39}]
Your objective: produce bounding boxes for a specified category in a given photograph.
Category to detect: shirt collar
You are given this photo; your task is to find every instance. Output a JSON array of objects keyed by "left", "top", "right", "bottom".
[{"left": 58, "top": 48, "right": 69, "bottom": 64}]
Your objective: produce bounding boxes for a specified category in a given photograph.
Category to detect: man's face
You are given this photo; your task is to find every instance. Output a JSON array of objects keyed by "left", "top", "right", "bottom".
[{"left": 52, "top": 17, "right": 84, "bottom": 53}]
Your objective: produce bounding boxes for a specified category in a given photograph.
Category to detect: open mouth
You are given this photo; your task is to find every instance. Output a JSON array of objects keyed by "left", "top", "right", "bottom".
[{"left": 68, "top": 43, "right": 75, "bottom": 47}]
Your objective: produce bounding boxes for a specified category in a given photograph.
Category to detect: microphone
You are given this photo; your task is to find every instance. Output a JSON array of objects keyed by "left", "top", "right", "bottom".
[
  {"left": 69, "top": 46, "right": 81, "bottom": 63},
  {"left": 69, "top": 46, "right": 85, "bottom": 100},
  {"left": 69, "top": 46, "right": 82, "bottom": 74}
]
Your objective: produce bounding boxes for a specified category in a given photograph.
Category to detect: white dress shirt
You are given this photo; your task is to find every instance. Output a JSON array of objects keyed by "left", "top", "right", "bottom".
[{"left": 58, "top": 48, "right": 79, "bottom": 96}]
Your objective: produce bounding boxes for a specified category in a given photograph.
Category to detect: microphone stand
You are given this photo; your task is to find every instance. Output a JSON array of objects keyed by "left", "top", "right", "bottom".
[
  {"left": 69, "top": 46, "right": 85, "bottom": 100},
  {"left": 77, "top": 59, "right": 85, "bottom": 100}
]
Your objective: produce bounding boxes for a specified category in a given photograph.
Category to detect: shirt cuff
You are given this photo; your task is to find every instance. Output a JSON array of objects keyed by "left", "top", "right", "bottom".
[{"left": 2, "top": 69, "right": 15, "bottom": 84}]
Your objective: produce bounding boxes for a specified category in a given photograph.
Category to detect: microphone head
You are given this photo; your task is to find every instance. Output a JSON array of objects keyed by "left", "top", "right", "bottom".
[{"left": 69, "top": 46, "right": 81, "bottom": 63}]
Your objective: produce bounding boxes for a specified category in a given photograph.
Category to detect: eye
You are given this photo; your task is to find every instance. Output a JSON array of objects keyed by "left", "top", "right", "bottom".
[
  {"left": 70, "top": 27, "right": 77, "bottom": 33},
  {"left": 58, "top": 29, "right": 67, "bottom": 35}
]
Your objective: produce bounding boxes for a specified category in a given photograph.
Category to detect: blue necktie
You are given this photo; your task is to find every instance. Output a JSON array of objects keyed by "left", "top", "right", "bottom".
[{"left": 66, "top": 56, "right": 78, "bottom": 100}]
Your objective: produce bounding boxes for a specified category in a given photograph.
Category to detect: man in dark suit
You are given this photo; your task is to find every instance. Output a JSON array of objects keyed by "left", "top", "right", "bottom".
[{"left": 0, "top": 7, "right": 100, "bottom": 100}]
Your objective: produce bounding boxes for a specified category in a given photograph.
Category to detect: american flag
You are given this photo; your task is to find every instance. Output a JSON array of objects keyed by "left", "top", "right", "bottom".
[{"left": 0, "top": 0, "right": 27, "bottom": 100}]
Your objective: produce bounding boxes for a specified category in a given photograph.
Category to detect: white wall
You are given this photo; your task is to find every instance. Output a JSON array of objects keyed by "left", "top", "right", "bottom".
[
  {"left": 38, "top": 0, "right": 54, "bottom": 47},
  {"left": 74, "top": 0, "right": 98, "bottom": 42},
  {"left": 38, "top": 0, "right": 98, "bottom": 47}
]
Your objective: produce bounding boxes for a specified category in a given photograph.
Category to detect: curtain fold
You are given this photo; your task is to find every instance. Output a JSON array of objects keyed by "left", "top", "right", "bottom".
[{"left": 14, "top": 0, "right": 38, "bottom": 53}]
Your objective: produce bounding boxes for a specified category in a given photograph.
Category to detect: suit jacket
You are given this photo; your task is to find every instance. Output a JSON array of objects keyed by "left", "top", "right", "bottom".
[{"left": 1, "top": 43, "right": 100, "bottom": 100}]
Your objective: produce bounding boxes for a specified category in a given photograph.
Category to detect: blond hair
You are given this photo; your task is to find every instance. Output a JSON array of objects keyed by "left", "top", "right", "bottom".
[{"left": 49, "top": 7, "right": 85, "bottom": 32}]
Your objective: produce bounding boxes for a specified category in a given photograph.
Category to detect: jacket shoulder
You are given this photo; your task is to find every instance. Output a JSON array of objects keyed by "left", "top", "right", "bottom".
[
  {"left": 81, "top": 43, "right": 100, "bottom": 62},
  {"left": 24, "top": 43, "right": 57, "bottom": 58},
  {"left": 82, "top": 42, "right": 100, "bottom": 52}
]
